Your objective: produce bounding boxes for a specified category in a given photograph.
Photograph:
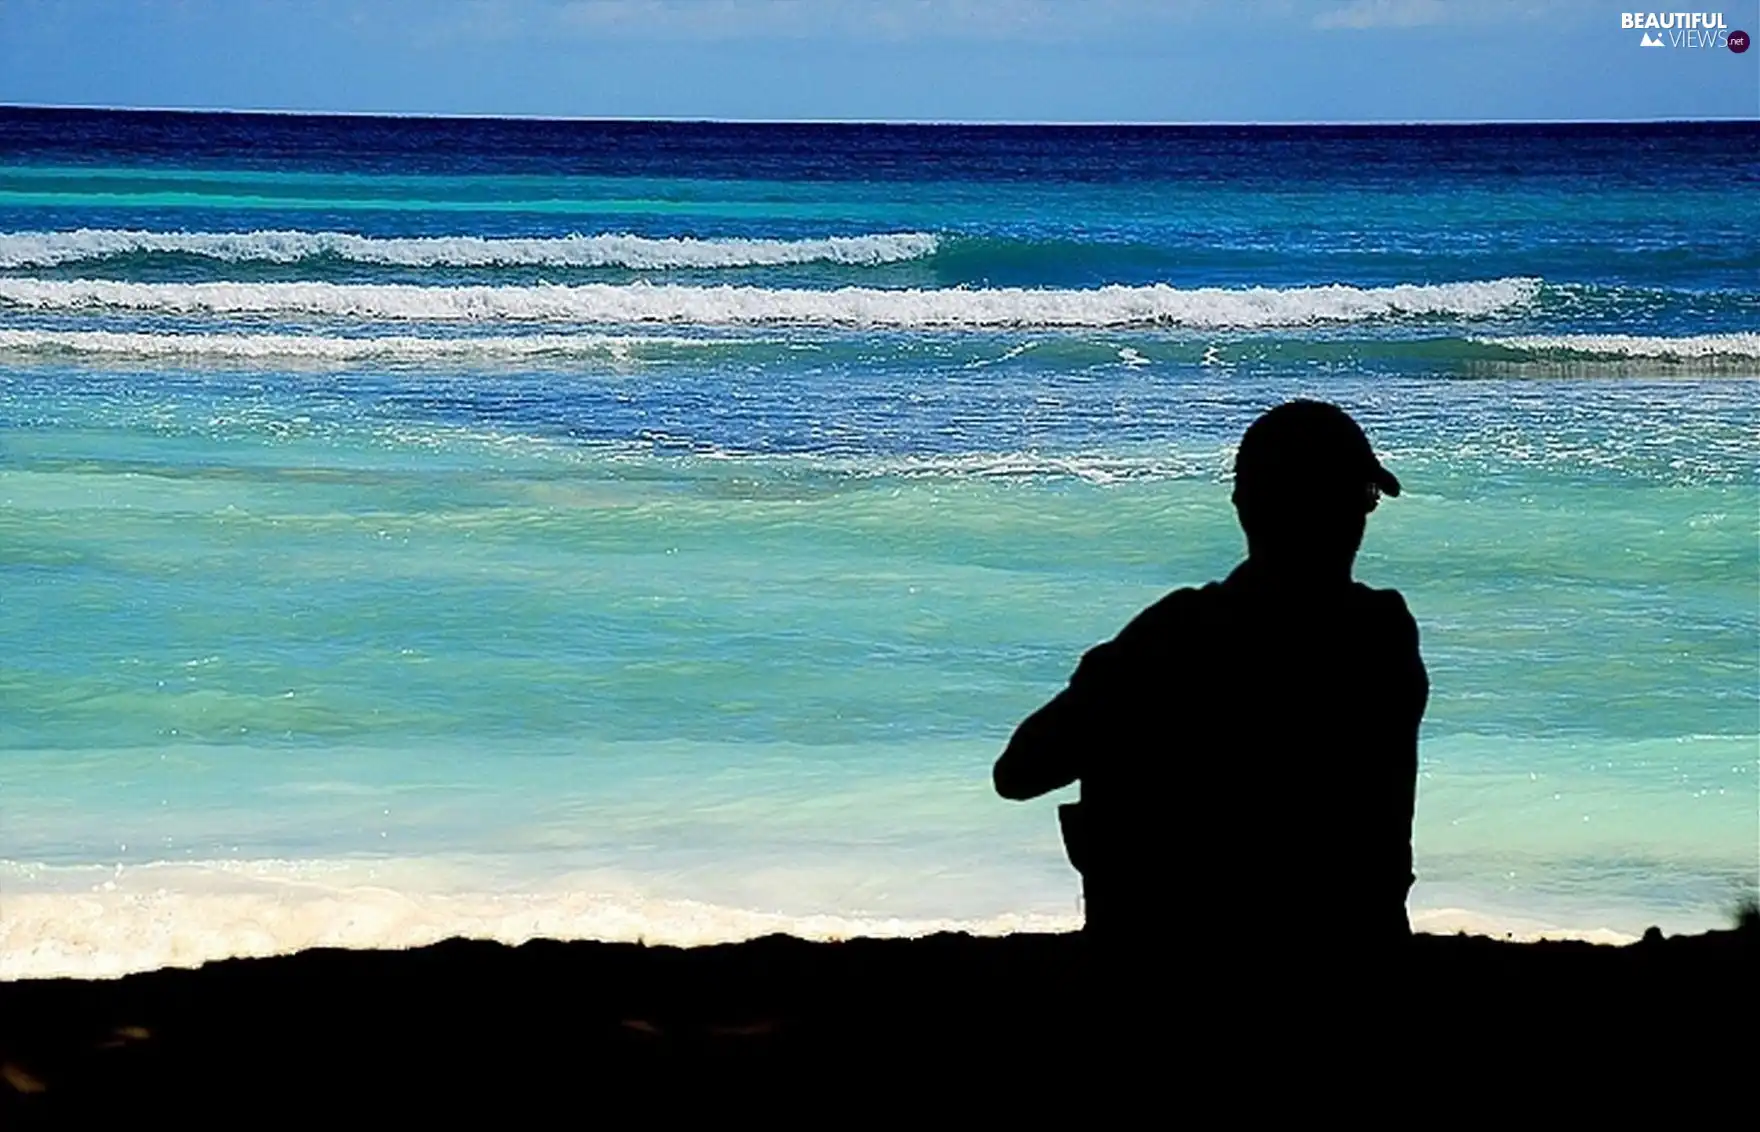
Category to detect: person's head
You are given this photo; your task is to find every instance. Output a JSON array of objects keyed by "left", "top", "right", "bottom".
[{"left": 1231, "top": 400, "right": 1400, "bottom": 582}]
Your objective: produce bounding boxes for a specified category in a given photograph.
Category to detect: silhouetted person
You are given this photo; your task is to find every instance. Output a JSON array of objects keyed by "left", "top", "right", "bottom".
[{"left": 994, "top": 400, "right": 1428, "bottom": 968}]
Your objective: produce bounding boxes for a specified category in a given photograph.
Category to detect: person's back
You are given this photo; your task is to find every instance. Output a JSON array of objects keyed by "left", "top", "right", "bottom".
[{"left": 995, "top": 400, "right": 1428, "bottom": 973}]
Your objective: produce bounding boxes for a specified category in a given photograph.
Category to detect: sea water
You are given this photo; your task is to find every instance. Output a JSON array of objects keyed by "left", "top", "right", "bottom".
[{"left": 0, "top": 112, "right": 1754, "bottom": 977}]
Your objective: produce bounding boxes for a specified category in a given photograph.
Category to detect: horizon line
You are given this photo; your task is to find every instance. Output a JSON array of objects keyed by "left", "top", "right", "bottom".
[{"left": 3, "top": 100, "right": 1756, "bottom": 128}]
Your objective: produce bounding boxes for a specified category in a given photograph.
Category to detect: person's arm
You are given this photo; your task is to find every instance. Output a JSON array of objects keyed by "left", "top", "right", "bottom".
[
  {"left": 994, "top": 601, "right": 1160, "bottom": 802},
  {"left": 992, "top": 643, "right": 1115, "bottom": 800},
  {"left": 993, "top": 592, "right": 1179, "bottom": 801},
  {"left": 1377, "top": 591, "right": 1429, "bottom": 918}
]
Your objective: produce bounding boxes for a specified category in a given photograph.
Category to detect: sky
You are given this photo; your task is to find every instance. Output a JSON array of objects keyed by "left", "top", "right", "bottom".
[{"left": 0, "top": 0, "right": 1754, "bottom": 123}]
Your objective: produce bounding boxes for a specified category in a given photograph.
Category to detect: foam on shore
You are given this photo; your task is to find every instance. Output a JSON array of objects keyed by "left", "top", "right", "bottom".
[
  {"left": 1408, "top": 907, "right": 1639, "bottom": 947},
  {"left": 0, "top": 858, "right": 1659, "bottom": 981},
  {"left": 0, "top": 859, "right": 1081, "bottom": 980}
]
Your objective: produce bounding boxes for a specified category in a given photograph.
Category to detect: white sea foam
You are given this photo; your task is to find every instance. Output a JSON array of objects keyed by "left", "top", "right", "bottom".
[
  {"left": 854, "top": 450, "right": 1218, "bottom": 484},
  {"left": 0, "top": 228, "right": 943, "bottom": 269},
  {"left": 0, "top": 328, "right": 745, "bottom": 362},
  {"left": 0, "top": 859, "right": 1081, "bottom": 981},
  {"left": 0, "top": 859, "right": 1658, "bottom": 981},
  {"left": 0, "top": 276, "right": 1542, "bottom": 328},
  {"left": 1472, "top": 332, "right": 1760, "bottom": 359},
  {"left": 1409, "top": 907, "right": 1638, "bottom": 947}
]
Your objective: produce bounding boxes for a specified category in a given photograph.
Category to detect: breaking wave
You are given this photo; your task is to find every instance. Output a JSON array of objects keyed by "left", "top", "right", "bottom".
[
  {"left": 0, "top": 276, "right": 1542, "bottom": 329},
  {"left": 1471, "top": 332, "right": 1760, "bottom": 360},
  {"left": 10, "top": 326, "right": 1751, "bottom": 381},
  {"left": 0, "top": 228, "right": 943, "bottom": 270},
  {"left": 0, "top": 328, "right": 748, "bottom": 362}
]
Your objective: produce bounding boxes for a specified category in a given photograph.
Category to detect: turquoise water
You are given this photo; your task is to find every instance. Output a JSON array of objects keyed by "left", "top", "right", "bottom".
[{"left": 0, "top": 113, "right": 1755, "bottom": 975}]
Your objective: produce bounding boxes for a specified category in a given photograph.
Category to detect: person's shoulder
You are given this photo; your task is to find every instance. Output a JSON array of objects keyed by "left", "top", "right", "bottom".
[
  {"left": 1119, "top": 583, "right": 1221, "bottom": 639},
  {"left": 1351, "top": 583, "right": 1421, "bottom": 641},
  {"left": 1352, "top": 585, "right": 1428, "bottom": 705},
  {"left": 1351, "top": 581, "right": 1412, "bottom": 611},
  {"left": 1097, "top": 583, "right": 1235, "bottom": 663},
  {"left": 1071, "top": 584, "right": 1213, "bottom": 684}
]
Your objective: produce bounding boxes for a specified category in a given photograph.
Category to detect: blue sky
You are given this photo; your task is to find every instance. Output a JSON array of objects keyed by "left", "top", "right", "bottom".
[{"left": 0, "top": 0, "right": 1754, "bottom": 122}]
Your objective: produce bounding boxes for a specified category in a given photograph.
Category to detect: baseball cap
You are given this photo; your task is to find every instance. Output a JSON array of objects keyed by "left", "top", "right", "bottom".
[{"left": 1233, "top": 400, "right": 1401, "bottom": 500}]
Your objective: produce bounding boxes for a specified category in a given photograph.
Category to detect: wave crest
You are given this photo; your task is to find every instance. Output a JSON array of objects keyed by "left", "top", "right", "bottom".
[
  {"left": 0, "top": 328, "right": 747, "bottom": 362},
  {"left": 0, "top": 276, "right": 1542, "bottom": 329},
  {"left": 1471, "top": 333, "right": 1760, "bottom": 360},
  {"left": 0, "top": 228, "right": 942, "bottom": 269}
]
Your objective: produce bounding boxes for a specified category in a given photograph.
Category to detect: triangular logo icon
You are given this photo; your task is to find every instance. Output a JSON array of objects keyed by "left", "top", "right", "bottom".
[{"left": 1640, "top": 31, "right": 1664, "bottom": 46}]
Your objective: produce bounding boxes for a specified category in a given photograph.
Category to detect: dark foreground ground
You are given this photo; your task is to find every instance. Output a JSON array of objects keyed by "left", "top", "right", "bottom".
[{"left": 2, "top": 922, "right": 1753, "bottom": 1119}]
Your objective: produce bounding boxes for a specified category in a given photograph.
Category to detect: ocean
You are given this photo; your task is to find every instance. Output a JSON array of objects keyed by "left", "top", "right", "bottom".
[{"left": 0, "top": 109, "right": 1754, "bottom": 978}]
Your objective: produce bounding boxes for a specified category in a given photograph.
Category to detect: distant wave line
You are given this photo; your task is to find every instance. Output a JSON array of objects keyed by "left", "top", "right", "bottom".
[
  {"left": 0, "top": 228, "right": 943, "bottom": 269},
  {"left": 0, "top": 276, "right": 1543, "bottom": 329},
  {"left": 8, "top": 326, "right": 1752, "bottom": 373},
  {"left": 0, "top": 328, "right": 746, "bottom": 361},
  {"left": 1470, "top": 332, "right": 1760, "bottom": 360}
]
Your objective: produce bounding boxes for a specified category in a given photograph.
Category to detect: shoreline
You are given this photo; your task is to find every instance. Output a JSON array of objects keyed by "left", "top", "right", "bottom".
[
  {"left": 9, "top": 859, "right": 1733, "bottom": 980},
  {"left": 2, "top": 923, "right": 1752, "bottom": 1112}
]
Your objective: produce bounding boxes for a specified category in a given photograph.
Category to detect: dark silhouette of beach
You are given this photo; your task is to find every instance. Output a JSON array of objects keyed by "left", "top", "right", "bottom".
[{"left": 1, "top": 919, "right": 1752, "bottom": 1116}]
